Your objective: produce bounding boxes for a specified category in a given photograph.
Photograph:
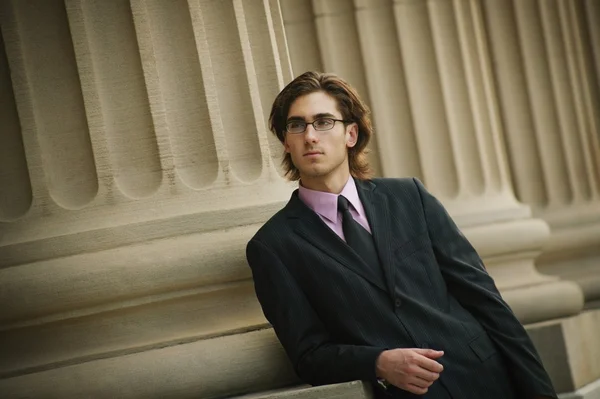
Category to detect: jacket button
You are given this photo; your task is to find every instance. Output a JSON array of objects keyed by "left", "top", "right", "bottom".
[{"left": 394, "top": 298, "right": 402, "bottom": 308}]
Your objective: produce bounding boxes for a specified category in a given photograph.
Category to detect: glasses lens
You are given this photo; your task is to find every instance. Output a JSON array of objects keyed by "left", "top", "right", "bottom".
[
  {"left": 313, "top": 118, "right": 335, "bottom": 131},
  {"left": 287, "top": 121, "right": 306, "bottom": 133}
]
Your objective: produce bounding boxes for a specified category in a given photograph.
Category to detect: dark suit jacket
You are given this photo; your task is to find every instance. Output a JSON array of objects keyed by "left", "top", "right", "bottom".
[{"left": 246, "top": 177, "right": 557, "bottom": 399}]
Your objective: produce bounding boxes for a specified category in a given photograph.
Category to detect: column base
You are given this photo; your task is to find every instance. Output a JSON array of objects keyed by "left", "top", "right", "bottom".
[
  {"left": 526, "top": 309, "right": 600, "bottom": 395},
  {"left": 232, "top": 381, "right": 373, "bottom": 399},
  {"left": 559, "top": 379, "right": 600, "bottom": 399},
  {"left": 540, "top": 252, "right": 600, "bottom": 304},
  {"left": 7, "top": 312, "right": 598, "bottom": 398},
  {"left": 536, "top": 205, "right": 600, "bottom": 304},
  {"left": 0, "top": 328, "right": 300, "bottom": 398},
  {"left": 502, "top": 280, "right": 584, "bottom": 324},
  {"left": 462, "top": 216, "right": 584, "bottom": 324}
]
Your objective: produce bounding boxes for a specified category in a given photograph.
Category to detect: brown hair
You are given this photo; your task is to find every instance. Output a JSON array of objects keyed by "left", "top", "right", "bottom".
[{"left": 269, "top": 71, "right": 374, "bottom": 181}]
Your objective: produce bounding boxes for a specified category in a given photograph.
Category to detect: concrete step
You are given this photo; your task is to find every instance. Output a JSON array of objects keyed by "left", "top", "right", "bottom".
[{"left": 230, "top": 381, "right": 374, "bottom": 399}]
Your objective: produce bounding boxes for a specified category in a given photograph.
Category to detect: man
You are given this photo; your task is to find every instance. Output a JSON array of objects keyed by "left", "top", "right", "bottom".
[{"left": 246, "top": 71, "right": 557, "bottom": 398}]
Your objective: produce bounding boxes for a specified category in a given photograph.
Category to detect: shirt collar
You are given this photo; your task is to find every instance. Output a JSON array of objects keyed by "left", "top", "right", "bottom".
[{"left": 298, "top": 177, "right": 364, "bottom": 223}]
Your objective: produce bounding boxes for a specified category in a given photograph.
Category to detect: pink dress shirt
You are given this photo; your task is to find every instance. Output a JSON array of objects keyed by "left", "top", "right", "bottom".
[{"left": 298, "top": 177, "right": 372, "bottom": 242}]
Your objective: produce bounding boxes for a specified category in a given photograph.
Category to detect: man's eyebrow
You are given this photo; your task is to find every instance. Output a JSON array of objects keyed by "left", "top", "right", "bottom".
[
  {"left": 314, "top": 112, "right": 337, "bottom": 119},
  {"left": 286, "top": 112, "right": 337, "bottom": 122}
]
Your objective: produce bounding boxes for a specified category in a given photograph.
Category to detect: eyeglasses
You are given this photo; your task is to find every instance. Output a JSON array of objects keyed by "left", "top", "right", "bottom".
[{"left": 286, "top": 118, "right": 348, "bottom": 134}]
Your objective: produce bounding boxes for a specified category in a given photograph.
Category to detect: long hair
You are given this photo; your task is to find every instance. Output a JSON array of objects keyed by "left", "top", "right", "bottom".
[{"left": 268, "top": 71, "right": 374, "bottom": 181}]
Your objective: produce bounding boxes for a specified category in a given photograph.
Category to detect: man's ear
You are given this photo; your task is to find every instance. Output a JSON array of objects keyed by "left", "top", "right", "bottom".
[
  {"left": 283, "top": 135, "right": 291, "bottom": 153},
  {"left": 346, "top": 123, "right": 359, "bottom": 148}
]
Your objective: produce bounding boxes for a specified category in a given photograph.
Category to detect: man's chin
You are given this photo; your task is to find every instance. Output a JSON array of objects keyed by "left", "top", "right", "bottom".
[{"left": 299, "top": 167, "right": 328, "bottom": 179}]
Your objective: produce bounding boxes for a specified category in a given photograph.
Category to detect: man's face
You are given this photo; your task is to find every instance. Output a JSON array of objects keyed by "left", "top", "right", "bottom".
[{"left": 284, "top": 91, "right": 357, "bottom": 181}]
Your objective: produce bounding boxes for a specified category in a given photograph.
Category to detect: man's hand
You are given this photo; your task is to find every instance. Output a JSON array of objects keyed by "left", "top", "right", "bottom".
[{"left": 376, "top": 348, "right": 444, "bottom": 395}]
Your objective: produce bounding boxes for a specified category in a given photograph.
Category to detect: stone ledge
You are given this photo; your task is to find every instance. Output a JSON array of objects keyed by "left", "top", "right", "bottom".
[
  {"left": 527, "top": 309, "right": 600, "bottom": 393},
  {"left": 0, "top": 224, "right": 259, "bottom": 324},
  {"left": 559, "top": 378, "right": 600, "bottom": 399},
  {"left": 231, "top": 381, "right": 373, "bottom": 399},
  {"left": 0, "top": 281, "right": 267, "bottom": 378},
  {"left": 0, "top": 328, "right": 299, "bottom": 398}
]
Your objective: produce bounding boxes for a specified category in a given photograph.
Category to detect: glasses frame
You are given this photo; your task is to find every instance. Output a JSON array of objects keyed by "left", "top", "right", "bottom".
[{"left": 285, "top": 118, "right": 348, "bottom": 134}]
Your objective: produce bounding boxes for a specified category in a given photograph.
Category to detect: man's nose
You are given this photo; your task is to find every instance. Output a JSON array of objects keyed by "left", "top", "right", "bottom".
[{"left": 304, "top": 125, "right": 319, "bottom": 143}]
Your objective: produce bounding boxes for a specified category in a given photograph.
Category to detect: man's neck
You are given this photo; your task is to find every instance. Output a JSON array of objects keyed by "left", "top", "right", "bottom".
[{"left": 300, "top": 172, "right": 351, "bottom": 194}]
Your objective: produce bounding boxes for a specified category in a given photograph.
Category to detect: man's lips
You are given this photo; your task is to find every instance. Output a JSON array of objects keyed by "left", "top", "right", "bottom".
[{"left": 304, "top": 151, "right": 323, "bottom": 156}]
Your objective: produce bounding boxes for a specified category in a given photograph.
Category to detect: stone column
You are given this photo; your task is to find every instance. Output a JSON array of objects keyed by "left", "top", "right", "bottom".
[
  {"left": 345, "top": 0, "right": 420, "bottom": 179},
  {"left": 279, "top": 0, "right": 600, "bottom": 394},
  {"left": 279, "top": 0, "right": 324, "bottom": 74},
  {"left": 279, "top": 0, "right": 382, "bottom": 174},
  {"left": 0, "top": 0, "right": 297, "bottom": 397},
  {"left": 280, "top": 0, "right": 584, "bottom": 324},
  {"left": 363, "top": 0, "right": 583, "bottom": 324},
  {"left": 484, "top": 0, "right": 600, "bottom": 306},
  {"left": 310, "top": 0, "right": 382, "bottom": 174},
  {"left": 483, "top": 0, "right": 600, "bottom": 394}
]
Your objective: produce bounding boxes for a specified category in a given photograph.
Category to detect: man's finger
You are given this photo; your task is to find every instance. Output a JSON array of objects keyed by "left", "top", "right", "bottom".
[
  {"left": 407, "top": 374, "right": 434, "bottom": 389},
  {"left": 413, "top": 348, "right": 444, "bottom": 359},
  {"left": 405, "top": 383, "right": 429, "bottom": 395},
  {"left": 415, "top": 353, "right": 444, "bottom": 373},
  {"left": 412, "top": 366, "right": 440, "bottom": 383}
]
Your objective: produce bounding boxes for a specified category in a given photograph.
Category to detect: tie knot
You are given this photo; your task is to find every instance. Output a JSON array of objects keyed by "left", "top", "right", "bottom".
[{"left": 337, "top": 195, "right": 351, "bottom": 213}]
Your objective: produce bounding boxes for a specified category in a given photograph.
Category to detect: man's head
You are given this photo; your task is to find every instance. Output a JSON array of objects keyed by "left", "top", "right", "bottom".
[{"left": 269, "top": 71, "right": 373, "bottom": 182}]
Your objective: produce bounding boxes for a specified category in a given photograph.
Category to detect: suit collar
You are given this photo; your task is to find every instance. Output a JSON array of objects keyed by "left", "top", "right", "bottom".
[
  {"left": 285, "top": 179, "right": 395, "bottom": 296},
  {"left": 356, "top": 180, "right": 396, "bottom": 297}
]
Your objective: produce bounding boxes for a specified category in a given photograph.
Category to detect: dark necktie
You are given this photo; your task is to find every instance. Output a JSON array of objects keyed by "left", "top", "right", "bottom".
[{"left": 337, "top": 195, "right": 380, "bottom": 265}]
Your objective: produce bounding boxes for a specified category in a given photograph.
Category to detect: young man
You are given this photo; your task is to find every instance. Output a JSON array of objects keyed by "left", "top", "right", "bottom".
[{"left": 246, "top": 71, "right": 557, "bottom": 398}]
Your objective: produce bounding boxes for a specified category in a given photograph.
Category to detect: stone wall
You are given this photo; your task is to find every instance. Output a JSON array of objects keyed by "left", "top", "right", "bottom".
[
  {"left": 0, "top": 0, "right": 599, "bottom": 397},
  {"left": 1, "top": 0, "right": 298, "bottom": 397}
]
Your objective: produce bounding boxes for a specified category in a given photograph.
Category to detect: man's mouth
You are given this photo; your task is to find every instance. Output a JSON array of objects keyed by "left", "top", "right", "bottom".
[{"left": 304, "top": 151, "right": 323, "bottom": 156}]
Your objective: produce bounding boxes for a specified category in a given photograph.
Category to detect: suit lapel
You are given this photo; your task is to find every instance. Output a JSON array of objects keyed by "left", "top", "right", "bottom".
[
  {"left": 286, "top": 192, "right": 388, "bottom": 293},
  {"left": 356, "top": 179, "right": 396, "bottom": 298}
]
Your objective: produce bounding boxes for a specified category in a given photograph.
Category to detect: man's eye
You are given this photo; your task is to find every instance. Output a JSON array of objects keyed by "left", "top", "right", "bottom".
[
  {"left": 288, "top": 121, "right": 305, "bottom": 129},
  {"left": 314, "top": 119, "right": 333, "bottom": 128}
]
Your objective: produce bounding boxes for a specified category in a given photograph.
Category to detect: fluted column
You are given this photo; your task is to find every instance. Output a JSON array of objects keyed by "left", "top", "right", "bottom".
[
  {"left": 279, "top": 0, "right": 383, "bottom": 174},
  {"left": 279, "top": 0, "right": 323, "bottom": 74},
  {"left": 0, "top": 0, "right": 296, "bottom": 397},
  {"left": 379, "top": 0, "right": 583, "bottom": 323},
  {"left": 484, "top": 0, "right": 600, "bottom": 305},
  {"left": 309, "top": 0, "right": 382, "bottom": 174},
  {"left": 280, "top": 0, "right": 585, "bottom": 324},
  {"left": 352, "top": 0, "right": 422, "bottom": 179}
]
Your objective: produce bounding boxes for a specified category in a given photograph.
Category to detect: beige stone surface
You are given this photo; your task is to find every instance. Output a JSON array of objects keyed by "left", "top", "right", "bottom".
[
  {"left": 0, "top": 224, "right": 263, "bottom": 324},
  {"left": 0, "top": 0, "right": 598, "bottom": 397},
  {"left": 282, "top": 0, "right": 587, "bottom": 323},
  {"left": 232, "top": 381, "right": 373, "bottom": 399},
  {"left": 484, "top": 0, "right": 600, "bottom": 304},
  {"left": 528, "top": 310, "right": 600, "bottom": 393},
  {"left": 461, "top": 217, "right": 583, "bottom": 323},
  {"left": 0, "top": 281, "right": 265, "bottom": 378},
  {"left": 311, "top": 0, "right": 382, "bottom": 176},
  {"left": 559, "top": 378, "right": 600, "bottom": 399},
  {"left": 279, "top": 0, "right": 323, "bottom": 75},
  {"left": 0, "top": 328, "right": 299, "bottom": 399},
  {"left": 0, "top": 0, "right": 294, "bottom": 243},
  {"left": 0, "top": 0, "right": 295, "bottom": 397},
  {"left": 541, "top": 253, "right": 600, "bottom": 304}
]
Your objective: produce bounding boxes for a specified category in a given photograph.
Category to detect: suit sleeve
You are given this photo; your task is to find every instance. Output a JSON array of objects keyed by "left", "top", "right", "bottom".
[
  {"left": 246, "top": 238, "right": 386, "bottom": 386},
  {"left": 412, "top": 178, "right": 557, "bottom": 399}
]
